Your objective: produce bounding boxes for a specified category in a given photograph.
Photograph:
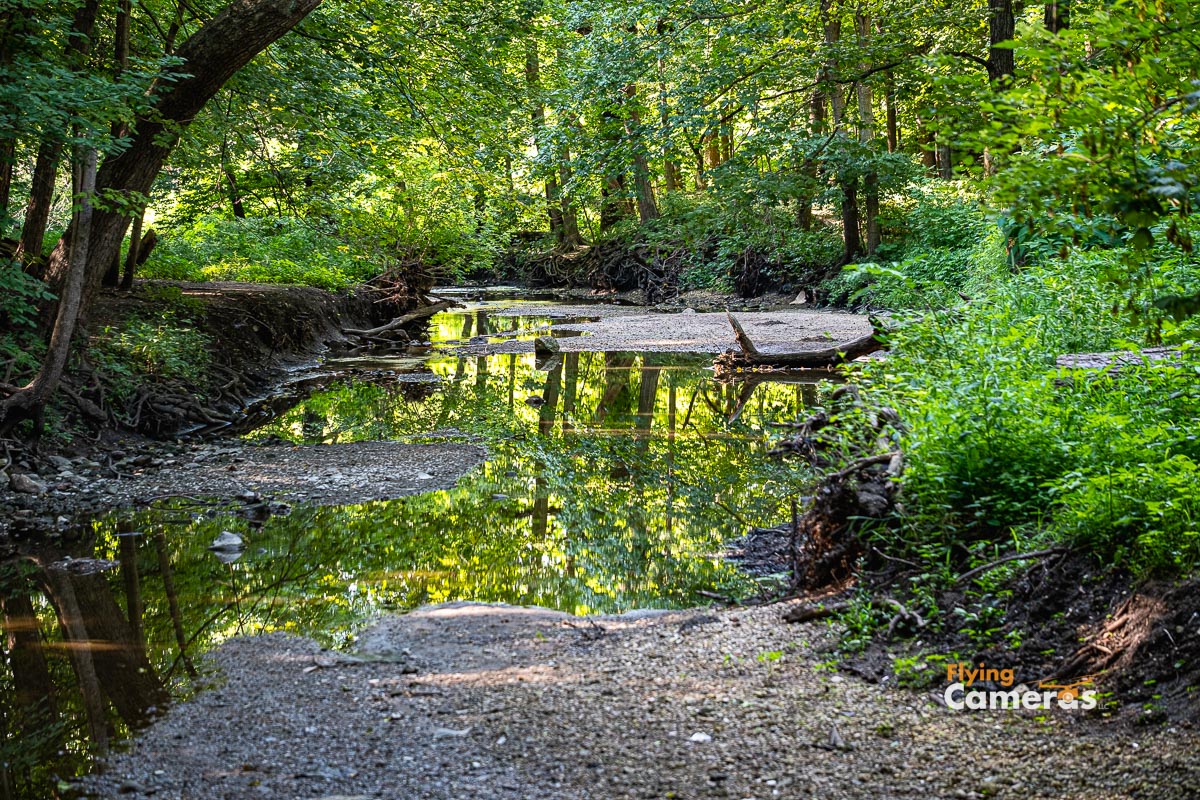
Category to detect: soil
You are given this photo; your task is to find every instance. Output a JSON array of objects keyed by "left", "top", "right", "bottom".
[
  {"left": 75, "top": 601, "right": 1200, "bottom": 800},
  {"left": 730, "top": 526, "right": 1200, "bottom": 727},
  {"left": 79, "top": 281, "right": 402, "bottom": 436}
]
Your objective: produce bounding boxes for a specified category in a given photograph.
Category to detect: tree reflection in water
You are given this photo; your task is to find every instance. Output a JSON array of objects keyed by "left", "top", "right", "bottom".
[{"left": 0, "top": 307, "right": 833, "bottom": 796}]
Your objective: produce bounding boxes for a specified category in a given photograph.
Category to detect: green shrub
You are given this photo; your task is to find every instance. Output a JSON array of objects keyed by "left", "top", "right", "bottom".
[
  {"left": 827, "top": 183, "right": 1011, "bottom": 310},
  {"left": 1057, "top": 456, "right": 1200, "bottom": 575},
  {"left": 640, "top": 191, "right": 843, "bottom": 293},
  {"left": 860, "top": 250, "right": 1200, "bottom": 576},
  {"left": 143, "top": 216, "right": 372, "bottom": 290},
  {"left": 92, "top": 313, "right": 211, "bottom": 402}
]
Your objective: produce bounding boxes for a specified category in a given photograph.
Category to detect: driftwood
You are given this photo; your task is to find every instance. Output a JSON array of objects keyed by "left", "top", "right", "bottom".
[
  {"left": 343, "top": 300, "right": 454, "bottom": 337},
  {"left": 726, "top": 313, "right": 884, "bottom": 367}
]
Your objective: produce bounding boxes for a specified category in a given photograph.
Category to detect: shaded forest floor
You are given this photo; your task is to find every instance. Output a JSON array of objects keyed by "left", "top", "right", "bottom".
[{"left": 77, "top": 601, "right": 1200, "bottom": 800}]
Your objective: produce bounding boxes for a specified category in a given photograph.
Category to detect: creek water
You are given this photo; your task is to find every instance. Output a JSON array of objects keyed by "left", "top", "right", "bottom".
[{"left": 0, "top": 294, "right": 833, "bottom": 796}]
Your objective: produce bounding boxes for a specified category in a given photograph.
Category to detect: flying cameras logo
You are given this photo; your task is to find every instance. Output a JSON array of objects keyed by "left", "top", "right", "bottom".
[{"left": 942, "top": 662, "right": 1098, "bottom": 711}]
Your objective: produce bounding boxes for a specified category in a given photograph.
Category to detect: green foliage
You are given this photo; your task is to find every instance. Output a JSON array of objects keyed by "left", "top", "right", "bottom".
[
  {"left": 143, "top": 217, "right": 373, "bottom": 290},
  {"left": 0, "top": 260, "right": 53, "bottom": 382},
  {"left": 641, "top": 191, "right": 844, "bottom": 293},
  {"left": 825, "top": 184, "right": 1008, "bottom": 310},
  {"left": 0, "top": 260, "right": 54, "bottom": 329},
  {"left": 860, "top": 252, "right": 1200, "bottom": 577},
  {"left": 91, "top": 312, "right": 211, "bottom": 401}
]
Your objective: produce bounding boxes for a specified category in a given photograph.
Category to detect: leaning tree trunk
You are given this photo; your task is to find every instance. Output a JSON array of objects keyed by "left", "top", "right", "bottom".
[
  {"left": 41, "top": 0, "right": 323, "bottom": 312},
  {"left": 5, "top": 0, "right": 321, "bottom": 432},
  {"left": 0, "top": 144, "right": 97, "bottom": 436}
]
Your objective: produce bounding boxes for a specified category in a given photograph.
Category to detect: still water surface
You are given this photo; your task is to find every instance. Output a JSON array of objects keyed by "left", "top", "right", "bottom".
[{"left": 0, "top": 297, "right": 831, "bottom": 794}]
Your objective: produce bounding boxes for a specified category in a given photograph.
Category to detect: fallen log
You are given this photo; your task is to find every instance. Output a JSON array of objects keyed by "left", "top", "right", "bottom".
[
  {"left": 343, "top": 300, "right": 455, "bottom": 337},
  {"left": 726, "top": 313, "right": 885, "bottom": 367}
]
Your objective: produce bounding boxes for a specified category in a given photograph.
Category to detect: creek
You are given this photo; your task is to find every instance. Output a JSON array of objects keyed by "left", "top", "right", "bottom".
[{"left": 0, "top": 292, "right": 834, "bottom": 796}]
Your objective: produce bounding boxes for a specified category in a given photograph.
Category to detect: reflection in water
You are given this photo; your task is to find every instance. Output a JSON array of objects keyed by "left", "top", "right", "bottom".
[{"left": 0, "top": 304, "right": 833, "bottom": 797}]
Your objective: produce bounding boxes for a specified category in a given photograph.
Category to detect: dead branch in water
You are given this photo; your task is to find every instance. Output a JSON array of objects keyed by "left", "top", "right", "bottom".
[
  {"left": 724, "top": 312, "right": 884, "bottom": 368},
  {"left": 343, "top": 300, "right": 455, "bottom": 337}
]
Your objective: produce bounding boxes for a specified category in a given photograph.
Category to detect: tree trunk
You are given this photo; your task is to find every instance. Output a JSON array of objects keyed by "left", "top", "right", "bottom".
[
  {"left": 1044, "top": 0, "right": 1068, "bottom": 32},
  {"left": 526, "top": 40, "right": 565, "bottom": 241},
  {"left": 41, "top": 562, "right": 167, "bottom": 730},
  {"left": 636, "top": 356, "right": 660, "bottom": 432},
  {"left": 41, "top": 0, "right": 323, "bottom": 312},
  {"left": 1, "top": 144, "right": 96, "bottom": 436},
  {"left": 840, "top": 178, "right": 861, "bottom": 263},
  {"left": 18, "top": 141, "right": 63, "bottom": 269},
  {"left": 0, "top": 138, "right": 12, "bottom": 228},
  {"left": 864, "top": 171, "right": 880, "bottom": 255},
  {"left": 705, "top": 132, "right": 721, "bottom": 169},
  {"left": 658, "top": 49, "right": 680, "bottom": 192},
  {"left": 988, "top": 0, "right": 1015, "bottom": 86},
  {"left": 854, "top": 7, "right": 873, "bottom": 144},
  {"left": 119, "top": 210, "right": 144, "bottom": 289},
  {"left": 938, "top": 142, "right": 953, "bottom": 179},
  {"left": 622, "top": 84, "right": 659, "bottom": 224},
  {"left": 15, "top": 0, "right": 101, "bottom": 269},
  {"left": 821, "top": 0, "right": 845, "bottom": 125},
  {"left": 917, "top": 116, "right": 937, "bottom": 171},
  {"left": 155, "top": 532, "right": 197, "bottom": 676},
  {"left": 5, "top": 0, "right": 327, "bottom": 431},
  {"left": 41, "top": 563, "right": 109, "bottom": 750},
  {"left": 224, "top": 166, "right": 246, "bottom": 218},
  {"left": 1, "top": 587, "right": 57, "bottom": 719},
  {"left": 884, "top": 73, "right": 898, "bottom": 153},
  {"left": 855, "top": 6, "right": 879, "bottom": 255},
  {"left": 559, "top": 154, "right": 584, "bottom": 248}
]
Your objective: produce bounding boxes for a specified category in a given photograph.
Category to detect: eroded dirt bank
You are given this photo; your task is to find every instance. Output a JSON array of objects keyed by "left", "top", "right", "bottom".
[{"left": 78, "top": 602, "right": 1199, "bottom": 800}]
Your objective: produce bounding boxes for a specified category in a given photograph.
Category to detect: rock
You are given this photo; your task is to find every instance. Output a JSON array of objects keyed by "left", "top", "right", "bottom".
[
  {"left": 47, "top": 455, "right": 73, "bottom": 471},
  {"left": 433, "top": 726, "right": 472, "bottom": 739},
  {"left": 9, "top": 473, "right": 46, "bottom": 495},
  {"left": 688, "top": 732, "right": 712, "bottom": 743},
  {"left": 790, "top": 290, "right": 808, "bottom": 305},
  {"left": 209, "top": 531, "right": 245, "bottom": 551},
  {"left": 533, "top": 336, "right": 560, "bottom": 356}
]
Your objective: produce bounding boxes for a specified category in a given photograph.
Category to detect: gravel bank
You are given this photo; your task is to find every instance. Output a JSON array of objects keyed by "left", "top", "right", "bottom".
[
  {"left": 468, "top": 308, "right": 873, "bottom": 356},
  {"left": 1, "top": 440, "right": 486, "bottom": 534},
  {"left": 77, "top": 602, "right": 1199, "bottom": 799}
]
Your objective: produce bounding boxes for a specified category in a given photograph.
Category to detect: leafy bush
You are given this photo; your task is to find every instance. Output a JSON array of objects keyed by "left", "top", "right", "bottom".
[
  {"left": 0, "top": 260, "right": 54, "bottom": 381},
  {"left": 825, "top": 182, "right": 1008, "bottom": 310},
  {"left": 0, "top": 260, "right": 55, "bottom": 329},
  {"left": 640, "top": 191, "right": 843, "bottom": 293},
  {"left": 143, "top": 216, "right": 373, "bottom": 290},
  {"left": 92, "top": 313, "right": 212, "bottom": 402},
  {"left": 861, "top": 250, "right": 1200, "bottom": 576}
]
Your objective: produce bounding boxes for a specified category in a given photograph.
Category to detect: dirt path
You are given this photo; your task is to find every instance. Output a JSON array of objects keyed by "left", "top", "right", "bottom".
[{"left": 77, "top": 602, "right": 1199, "bottom": 800}]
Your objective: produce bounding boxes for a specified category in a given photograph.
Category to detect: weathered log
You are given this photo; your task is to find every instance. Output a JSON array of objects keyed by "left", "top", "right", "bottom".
[
  {"left": 342, "top": 300, "right": 454, "bottom": 337},
  {"left": 726, "top": 312, "right": 884, "bottom": 367}
]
